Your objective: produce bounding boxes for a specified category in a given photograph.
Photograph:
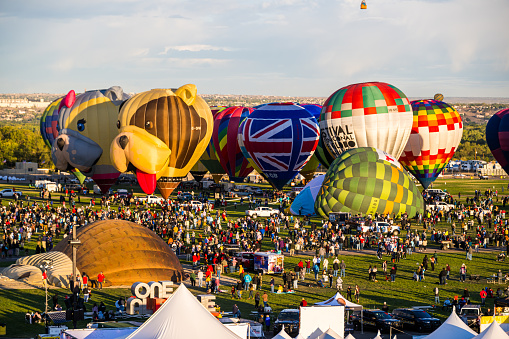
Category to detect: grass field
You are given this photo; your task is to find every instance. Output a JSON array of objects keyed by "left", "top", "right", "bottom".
[{"left": 0, "top": 178, "right": 508, "bottom": 337}]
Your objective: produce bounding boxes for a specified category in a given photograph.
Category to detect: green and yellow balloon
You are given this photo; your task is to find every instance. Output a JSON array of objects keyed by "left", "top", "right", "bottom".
[{"left": 315, "top": 147, "right": 424, "bottom": 218}]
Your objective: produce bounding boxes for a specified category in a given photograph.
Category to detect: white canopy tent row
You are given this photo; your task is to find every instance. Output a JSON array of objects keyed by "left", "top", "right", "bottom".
[
  {"left": 423, "top": 307, "right": 477, "bottom": 339},
  {"left": 314, "top": 292, "right": 363, "bottom": 333}
]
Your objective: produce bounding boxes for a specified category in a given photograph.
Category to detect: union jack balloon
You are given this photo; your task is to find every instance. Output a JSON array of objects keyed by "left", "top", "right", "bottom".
[{"left": 238, "top": 103, "right": 320, "bottom": 190}]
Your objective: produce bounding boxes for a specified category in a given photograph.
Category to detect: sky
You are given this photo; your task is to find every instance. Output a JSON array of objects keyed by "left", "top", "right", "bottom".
[{"left": 0, "top": 0, "right": 508, "bottom": 98}]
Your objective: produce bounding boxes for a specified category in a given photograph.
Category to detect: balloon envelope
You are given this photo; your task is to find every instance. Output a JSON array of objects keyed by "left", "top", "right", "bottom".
[
  {"left": 399, "top": 99, "right": 463, "bottom": 189},
  {"left": 315, "top": 147, "right": 424, "bottom": 218},
  {"left": 486, "top": 108, "right": 509, "bottom": 175},
  {"left": 319, "top": 82, "right": 413, "bottom": 159},
  {"left": 290, "top": 174, "right": 325, "bottom": 216},
  {"left": 212, "top": 106, "right": 254, "bottom": 182},
  {"left": 239, "top": 103, "right": 320, "bottom": 190}
]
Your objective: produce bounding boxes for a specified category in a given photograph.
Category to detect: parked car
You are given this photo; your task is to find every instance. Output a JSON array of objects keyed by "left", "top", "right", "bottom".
[
  {"left": 177, "top": 192, "right": 193, "bottom": 201},
  {"left": 116, "top": 189, "right": 132, "bottom": 199},
  {"left": 392, "top": 308, "right": 441, "bottom": 332},
  {"left": 189, "top": 200, "right": 203, "bottom": 210},
  {"left": 245, "top": 206, "right": 279, "bottom": 218},
  {"left": 0, "top": 189, "right": 22, "bottom": 198},
  {"left": 350, "top": 309, "right": 402, "bottom": 333},
  {"left": 273, "top": 309, "right": 300, "bottom": 337}
]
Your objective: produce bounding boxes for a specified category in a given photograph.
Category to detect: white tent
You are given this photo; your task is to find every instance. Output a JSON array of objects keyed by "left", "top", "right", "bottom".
[
  {"left": 423, "top": 307, "right": 477, "bottom": 339},
  {"left": 373, "top": 330, "right": 382, "bottom": 339},
  {"left": 474, "top": 320, "right": 509, "bottom": 339},
  {"left": 315, "top": 292, "right": 362, "bottom": 310},
  {"left": 126, "top": 284, "right": 242, "bottom": 339},
  {"left": 272, "top": 326, "right": 293, "bottom": 339},
  {"left": 61, "top": 328, "right": 136, "bottom": 339},
  {"left": 317, "top": 328, "right": 343, "bottom": 339},
  {"left": 345, "top": 334, "right": 356, "bottom": 339}
]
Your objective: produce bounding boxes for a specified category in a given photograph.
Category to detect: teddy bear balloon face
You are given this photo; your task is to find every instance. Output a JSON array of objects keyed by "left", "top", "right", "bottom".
[
  {"left": 52, "top": 87, "right": 130, "bottom": 193},
  {"left": 110, "top": 84, "right": 213, "bottom": 198}
]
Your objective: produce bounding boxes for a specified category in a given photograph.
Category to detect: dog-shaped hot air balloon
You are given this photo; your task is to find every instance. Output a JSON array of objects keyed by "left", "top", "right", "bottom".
[
  {"left": 52, "top": 86, "right": 130, "bottom": 193},
  {"left": 110, "top": 84, "right": 213, "bottom": 199}
]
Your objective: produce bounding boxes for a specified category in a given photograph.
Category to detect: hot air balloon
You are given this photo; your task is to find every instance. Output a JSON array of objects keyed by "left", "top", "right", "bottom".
[
  {"left": 290, "top": 174, "right": 325, "bottom": 216},
  {"left": 110, "top": 85, "right": 213, "bottom": 199},
  {"left": 399, "top": 99, "right": 463, "bottom": 189},
  {"left": 315, "top": 147, "right": 424, "bottom": 218},
  {"left": 299, "top": 104, "right": 323, "bottom": 181},
  {"left": 199, "top": 107, "right": 227, "bottom": 184},
  {"left": 361, "top": 0, "right": 367, "bottom": 9},
  {"left": 212, "top": 106, "right": 254, "bottom": 183},
  {"left": 52, "top": 87, "right": 130, "bottom": 193},
  {"left": 40, "top": 96, "right": 87, "bottom": 185},
  {"left": 189, "top": 161, "right": 208, "bottom": 182},
  {"left": 40, "top": 97, "right": 62, "bottom": 149},
  {"left": 434, "top": 93, "right": 444, "bottom": 102},
  {"left": 486, "top": 108, "right": 509, "bottom": 175},
  {"left": 239, "top": 103, "right": 320, "bottom": 190},
  {"left": 319, "top": 82, "right": 413, "bottom": 159}
]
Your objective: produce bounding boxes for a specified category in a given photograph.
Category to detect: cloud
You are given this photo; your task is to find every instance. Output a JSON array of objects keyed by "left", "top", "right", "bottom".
[{"left": 160, "top": 44, "right": 234, "bottom": 54}]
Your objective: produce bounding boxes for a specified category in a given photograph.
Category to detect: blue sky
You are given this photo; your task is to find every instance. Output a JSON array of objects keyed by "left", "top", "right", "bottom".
[{"left": 0, "top": 0, "right": 508, "bottom": 97}]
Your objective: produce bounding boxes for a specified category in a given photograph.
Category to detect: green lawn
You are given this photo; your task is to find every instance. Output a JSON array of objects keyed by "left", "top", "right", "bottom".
[{"left": 0, "top": 178, "right": 507, "bottom": 337}]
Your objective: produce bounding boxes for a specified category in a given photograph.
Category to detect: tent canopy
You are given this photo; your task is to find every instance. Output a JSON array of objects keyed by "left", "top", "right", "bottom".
[
  {"left": 474, "top": 320, "right": 509, "bottom": 339},
  {"left": 424, "top": 307, "right": 477, "bottom": 339},
  {"left": 317, "top": 328, "right": 343, "bottom": 339},
  {"left": 272, "top": 327, "right": 293, "bottom": 339},
  {"left": 126, "top": 284, "right": 241, "bottom": 339},
  {"left": 315, "top": 292, "right": 363, "bottom": 311}
]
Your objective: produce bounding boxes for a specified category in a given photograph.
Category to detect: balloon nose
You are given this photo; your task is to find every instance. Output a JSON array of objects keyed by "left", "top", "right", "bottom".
[
  {"left": 119, "top": 135, "right": 129, "bottom": 150},
  {"left": 56, "top": 138, "right": 65, "bottom": 151}
]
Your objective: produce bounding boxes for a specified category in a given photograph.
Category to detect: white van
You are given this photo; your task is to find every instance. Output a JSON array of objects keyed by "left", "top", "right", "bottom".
[
  {"left": 44, "top": 182, "right": 58, "bottom": 192},
  {"left": 426, "top": 189, "right": 447, "bottom": 197}
]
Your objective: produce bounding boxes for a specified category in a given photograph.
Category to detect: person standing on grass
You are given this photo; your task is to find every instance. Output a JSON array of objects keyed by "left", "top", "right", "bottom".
[
  {"left": 480, "top": 289, "right": 487, "bottom": 306},
  {"left": 97, "top": 271, "right": 105, "bottom": 290},
  {"left": 354, "top": 285, "right": 360, "bottom": 303},
  {"left": 390, "top": 264, "right": 397, "bottom": 282},
  {"left": 340, "top": 260, "right": 346, "bottom": 277},
  {"left": 460, "top": 263, "right": 467, "bottom": 282},
  {"left": 262, "top": 291, "right": 268, "bottom": 307},
  {"left": 434, "top": 286, "right": 440, "bottom": 304}
]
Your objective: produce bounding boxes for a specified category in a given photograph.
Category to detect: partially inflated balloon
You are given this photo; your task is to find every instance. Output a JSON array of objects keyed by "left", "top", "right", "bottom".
[
  {"left": 111, "top": 85, "right": 213, "bottom": 198},
  {"left": 290, "top": 174, "right": 324, "bottom": 216},
  {"left": 315, "top": 147, "right": 424, "bottom": 218},
  {"left": 399, "top": 99, "right": 463, "bottom": 189},
  {"left": 239, "top": 103, "right": 319, "bottom": 190},
  {"left": 212, "top": 106, "right": 254, "bottom": 183},
  {"left": 486, "top": 108, "right": 509, "bottom": 175},
  {"left": 53, "top": 87, "right": 129, "bottom": 193},
  {"left": 320, "top": 82, "right": 413, "bottom": 159}
]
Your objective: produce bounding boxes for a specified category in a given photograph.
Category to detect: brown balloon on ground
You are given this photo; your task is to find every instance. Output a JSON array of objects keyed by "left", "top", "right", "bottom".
[{"left": 52, "top": 220, "right": 184, "bottom": 286}]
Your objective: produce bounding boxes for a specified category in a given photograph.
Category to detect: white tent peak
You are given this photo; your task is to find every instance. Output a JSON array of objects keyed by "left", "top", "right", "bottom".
[
  {"left": 374, "top": 329, "right": 382, "bottom": 339},
  {"left": 315, "top": 292, "right": 363, "bottom": 310},
  {"left": 345, "top": 334, "right": 356, "bottom": 339},
  {"left": 126, "top": 284, "right": 242, "bottom": 339},
  {"left": 317, "top": 327, "right": 343, "bottom": 339},
  {"left": 474, "top": 319, "right": 509, "bottom": 339},
  {"left": 273, "top": 326, "right": 293, "bottom": 339},
  {"left": 423, "top": 307, "right": 477, "bottom": 339}
]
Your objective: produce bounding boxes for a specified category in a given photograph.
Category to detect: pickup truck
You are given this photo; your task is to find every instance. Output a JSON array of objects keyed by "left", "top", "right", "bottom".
[
  {"left": 245, "top": 206, "right": 279, "bottom": 218},
  {"left": 0, "top": 189, "right": 22, "bottom": 198}
]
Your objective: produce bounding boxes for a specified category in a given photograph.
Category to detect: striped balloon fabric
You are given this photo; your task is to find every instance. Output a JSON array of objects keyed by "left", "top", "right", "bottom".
[
  {"left": 399, "top": 99, "right": 463, "bottom": 189},
  {"left": 40, "top": 97, "right": 63, "bottom": 148},
  {"left": 315, "top": 147, "right": 424, "bottom": 218},
  {"left": 319, "top": 82, "right": 413, "bottom": 159},
  {"left": 212, "top": 106, "right": 254, "bottom": 182},
  {"left": 486, "top": 108, "right": 509, "bottom": 175}
]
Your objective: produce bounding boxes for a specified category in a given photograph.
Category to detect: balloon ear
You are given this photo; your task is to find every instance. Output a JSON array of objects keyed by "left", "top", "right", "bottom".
[
  {"left": 63, "top": 90, "right": 76, "bottom": 108},
  {"left": 175, "top": 84, "right": 197, "bottom": 106},
  {"left": 104, "top": 86, "right": 124, "bottom": 101}
]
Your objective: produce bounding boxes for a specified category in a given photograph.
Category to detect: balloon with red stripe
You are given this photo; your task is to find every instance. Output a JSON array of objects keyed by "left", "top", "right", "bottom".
[
  {"left": 238, "top": 103, "right": 320, "bottom": 190},
  {"left": 211, "top": 106, "right": 254, "bottom": 182},
  {"left": 487, "top": 108, "right": 509, "bottom": 175}
]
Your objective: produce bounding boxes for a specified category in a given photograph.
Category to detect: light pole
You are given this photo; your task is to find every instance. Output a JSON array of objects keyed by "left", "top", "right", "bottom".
[{"left": 40, "top": 258, "right": 53, "bottom": 331}]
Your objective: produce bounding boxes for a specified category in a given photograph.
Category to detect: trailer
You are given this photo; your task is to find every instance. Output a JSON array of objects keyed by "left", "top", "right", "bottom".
[{"left": 254, "top": 252, "right": 284, "bottom": 274}]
